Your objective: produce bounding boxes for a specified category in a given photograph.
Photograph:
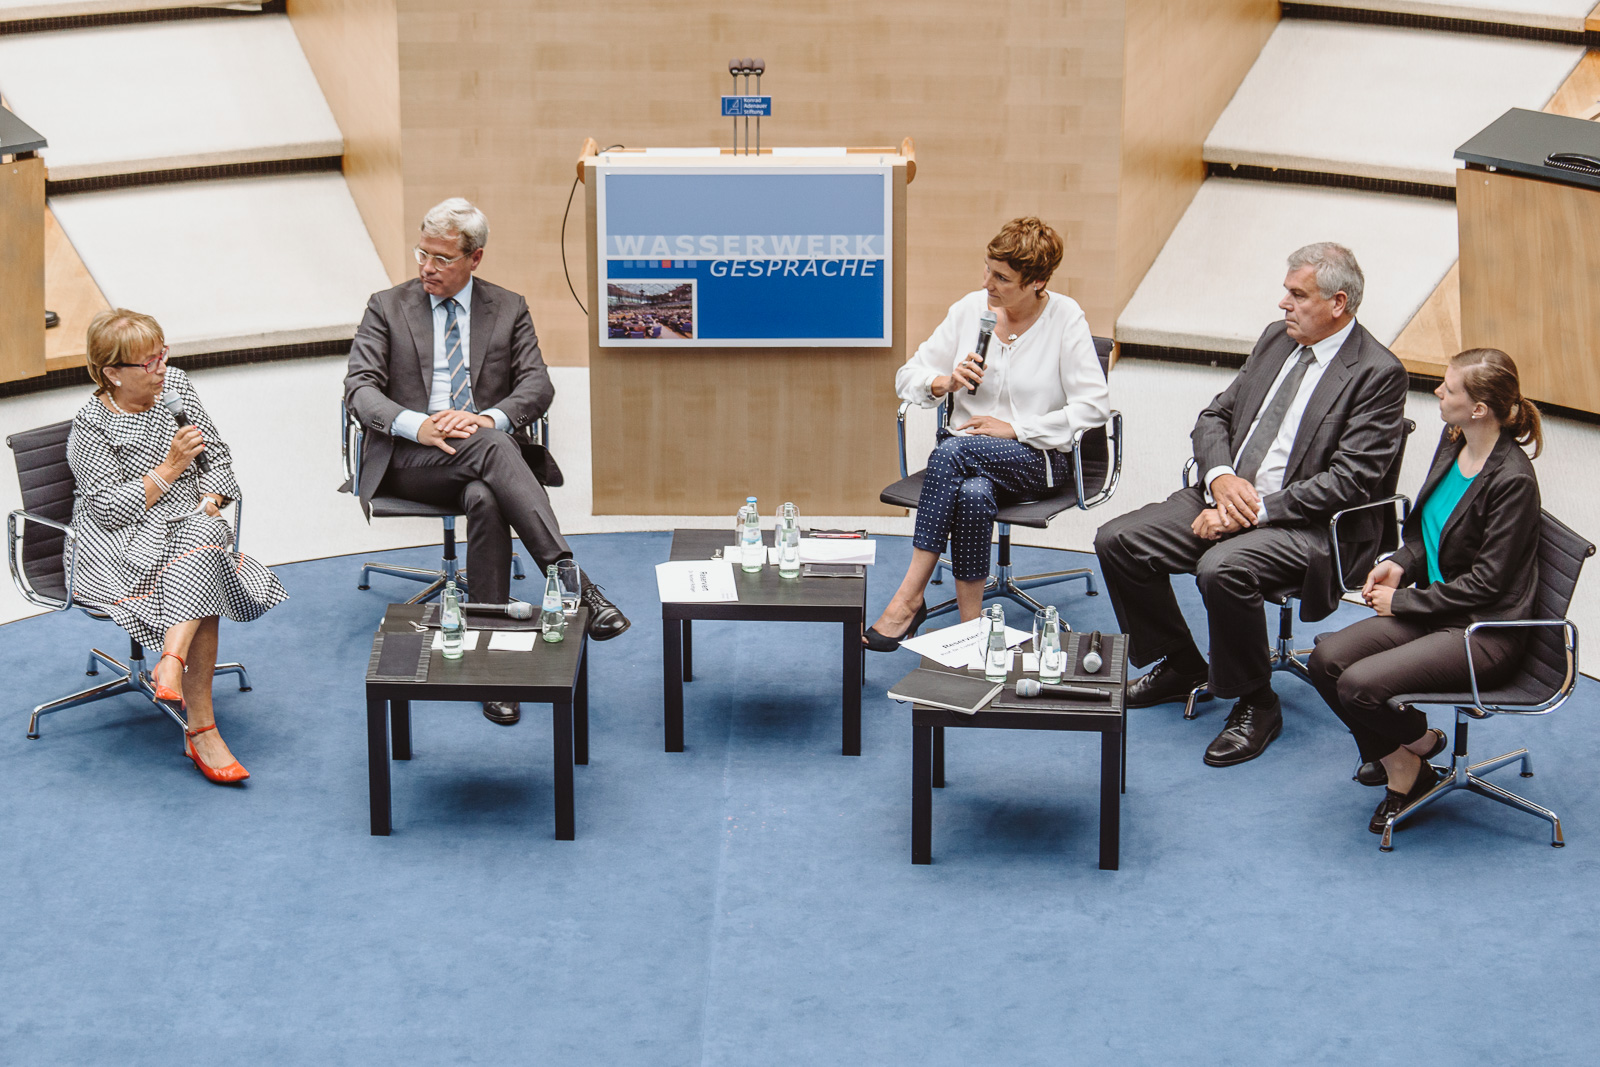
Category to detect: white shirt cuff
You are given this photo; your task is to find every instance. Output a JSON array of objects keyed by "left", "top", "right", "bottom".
[
  {"left": 391, "top": 409, "right": 427, "bottom": 442},
  {"left": 1201, "top": 465, "right": 1234, "bottom": 505},
  {"left": 482, "top": 407, "right": 512, "bottom": 433}
]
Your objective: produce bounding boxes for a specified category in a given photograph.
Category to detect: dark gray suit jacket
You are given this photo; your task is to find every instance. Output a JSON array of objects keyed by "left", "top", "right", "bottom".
[
  {"left": 1192, "top": 319, "right": 1409, "bottom": 620},
  {"left": 1388, "top": 428, "right": 1541, "bottom": 625},
  {"left": 343, "top": 277, "right": 554, "bottom": 516}
]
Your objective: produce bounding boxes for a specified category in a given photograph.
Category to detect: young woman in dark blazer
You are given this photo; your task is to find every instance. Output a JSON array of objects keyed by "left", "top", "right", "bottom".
[{"left": 1307, "top": 348, "right": 1544, "bottom": 834}]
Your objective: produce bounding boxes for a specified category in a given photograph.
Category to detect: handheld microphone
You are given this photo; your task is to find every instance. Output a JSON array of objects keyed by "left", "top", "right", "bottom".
[
  {"left": 968, "top": 311, "right": 997, "bottom": 395},
  {"left": 161, "top": 391, "right": 211, "bottom": 474},
  {"left": 461, "top": 602, "right": 535, "bottom": 620},
  {"left": 1014, "top": 678, "right": 1111, "bottom": 701},
  {"left": 1082, "top": 631, "right": 1103, "bottom": 674}
]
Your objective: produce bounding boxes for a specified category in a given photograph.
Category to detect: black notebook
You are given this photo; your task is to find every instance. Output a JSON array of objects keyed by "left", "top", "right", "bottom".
[{"left": 888, "top": 667, "right": 1004, "bottom": 715}]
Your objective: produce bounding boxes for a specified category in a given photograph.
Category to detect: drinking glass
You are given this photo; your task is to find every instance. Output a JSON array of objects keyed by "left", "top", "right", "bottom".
[{"left": 555, "top": 559, "right": 581, "bottom": 617}]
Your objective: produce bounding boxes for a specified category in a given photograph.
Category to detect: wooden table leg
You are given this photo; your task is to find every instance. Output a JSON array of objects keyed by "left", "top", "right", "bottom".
[
  {"left": 390, "top": 699, "right": 411, "bottom": 761},
  {"left": 663, "top": 617, "right": 684, "bottom": 753},
  {"left": 366, "top": 692, "right": 391, "bottom": 836},
  {"left": 842, "top": 618, "right": 861, "bottom": 756},
  {"left": 1099, "top": 729, "right": 1121, "bottom": 870},
  {"left": 553, "top": 699, "right": 575, "bottom": 840},
  {"left": 913, "top": 722, "right": 932, "bottom": 864},
  {"left": 933, "top": 725, "right": 945, "bottom": 788},
  {"left": 575, "top": 642, "right": 589, "bottom": 766},
  {"left": 682, "top": 618, "right": 693, "bottom": 683}
]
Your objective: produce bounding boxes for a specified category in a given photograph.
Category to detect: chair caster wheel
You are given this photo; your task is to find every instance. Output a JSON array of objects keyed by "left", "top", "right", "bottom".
[
  {"left": 1553, "top": 841, "right": 1565, "bottom": 848},
  {"left": 357, "top": 584, "right": 370, "bottom": 590},
  {"left": 1379, "top": 844, "right": 1393, "bottom": 853},
  {"left": 1521, "top": 772, "right": 1534, "bottom": 778},
  {"left": 26, "top": 732, "right": 40, "bottom": 740},
  {"left": 238, "top": 686, "right": 253, "bottom": 692},
  {"left": 1086, "top": 590, "right": 1099, "bottom": 596},
  {"left": 86, "top": 670, "right": 98, "bottom": 676}
]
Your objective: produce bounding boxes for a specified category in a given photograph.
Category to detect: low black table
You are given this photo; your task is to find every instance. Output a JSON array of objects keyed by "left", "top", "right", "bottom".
[
  {"left": 909, "top": 632, "right": 1128, "bottom": 870},
  {"left": 663, "top": 529, "right": 867, "bottom": 754},
  {"left": 365, "top": 603, "right": 589, "bottom": 840}
]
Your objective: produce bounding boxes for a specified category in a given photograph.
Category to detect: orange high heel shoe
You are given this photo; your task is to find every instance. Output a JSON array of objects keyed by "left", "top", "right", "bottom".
[
  {"left": 154, "top": 651, "right": 186, "bottom": 707},
  {"left": 185, "top": 723, "right": 250, "bottom": 784}
]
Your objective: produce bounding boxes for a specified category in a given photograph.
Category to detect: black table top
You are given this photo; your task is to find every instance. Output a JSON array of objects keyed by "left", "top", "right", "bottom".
[
  {"left": 368, "top": 603, "right": 587, "bottom": 700},
  {"left": 665, "top": 528, "right": 865, "bottom": 616},
  {"left": 910, "top": 632, "right": 1127, "bottom": 732},
  {"left": 1456, "top": 107, "right": 1600, "bottom": 192}
]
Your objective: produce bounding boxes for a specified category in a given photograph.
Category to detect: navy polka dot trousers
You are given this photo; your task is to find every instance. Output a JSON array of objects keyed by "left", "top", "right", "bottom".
[{"left": 912, "top": 432, "right": 1068, "bottom": 581}]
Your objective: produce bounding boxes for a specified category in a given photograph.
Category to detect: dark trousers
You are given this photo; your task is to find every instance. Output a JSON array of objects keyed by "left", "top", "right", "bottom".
[
  {"left": 380, "top": 430, "right": 571, "bottom": 603},
  {"left": 1093, "top": 487, "right": 1316, "bottom": 699},
  {"left": 1306, "top": 614, "right": 1524, "bottom": 764},
  {"left": 912, "top": 433, "right": 1067, "bottom": 581}
]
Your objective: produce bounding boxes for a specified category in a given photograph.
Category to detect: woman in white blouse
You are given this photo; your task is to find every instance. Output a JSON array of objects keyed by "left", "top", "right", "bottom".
[{"left": 865, "top": 217, "right": 1110, "bottom": 650}]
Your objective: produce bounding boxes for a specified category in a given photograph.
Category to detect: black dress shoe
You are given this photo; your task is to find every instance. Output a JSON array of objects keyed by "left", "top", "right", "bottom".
[
  {"left": 1369, "top": 759, "right": 1441, "bottom": 834},
  {"left": 579, "top": 574, "right": 630, "bottom": 641},
  {"left": 483, "top": 701, "right": 521, "bottom": 726},
  {"left": 863, "top": 600, "right": 929, "bottom": 653},
  {"left": 1354, "top": 728, "right": 1446, "bottom": 786},
  {"left": 1126, "top": 657, "right": 1210, "bottom": 709},
  {"left": 1203, "top": 689, "right": 1282, "bottom": 766}
]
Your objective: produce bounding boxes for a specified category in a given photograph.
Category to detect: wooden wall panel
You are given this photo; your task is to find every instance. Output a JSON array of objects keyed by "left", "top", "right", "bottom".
[
  {"left": 286, "top": 0, "right": 407, "bottom": 283},
  {"left": 0, "top": 155, "right": 46, "bottom": 384},
  {"left": 1115, "top": 0, "right": 1277, "bottom": 315}
]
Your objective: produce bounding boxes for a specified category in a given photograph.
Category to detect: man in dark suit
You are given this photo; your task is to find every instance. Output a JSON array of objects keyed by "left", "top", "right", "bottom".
[
  {"left": 346, "top": 198, "right": 629, "bottom": 726},
  {"left": 1094, "top": 242, "right": 1407, "bottom": 766}
]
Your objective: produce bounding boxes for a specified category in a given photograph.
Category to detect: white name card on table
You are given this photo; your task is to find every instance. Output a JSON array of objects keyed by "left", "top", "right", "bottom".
[
  {"left": 900, "top": 617, "right": 1031, "bottom": 669},
  {"left": 655, "top": 560, "right": 739, "bottom": 603},
  {"left": 487, "top": 631, "right": 540, "bottom": 652},
  {"left": 798, "top": 538, "right": 875, "bottom": 565}
]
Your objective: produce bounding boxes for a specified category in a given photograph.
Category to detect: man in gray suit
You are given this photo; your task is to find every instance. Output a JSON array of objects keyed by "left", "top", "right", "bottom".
[
  {"left": 1094, "top": 243, "right": 1407, "bottom": 766},
  {"left": 346, "top": 198, "right": 629, "bottom": 725}
]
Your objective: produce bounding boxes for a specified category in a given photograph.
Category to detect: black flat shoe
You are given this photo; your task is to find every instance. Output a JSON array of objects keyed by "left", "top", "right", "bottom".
[
  {"left": 1126, "top": 657, "right": 1210, "bottom": 709},
  {"left": 1354, "top": 728, "right": 1446, "bottom": 786},
  {"left": 864, "top": 600, "right": 929, "bottom": 653},
  {"left": 1369, "top": 758, "right": 1441, "bottom": 834}
]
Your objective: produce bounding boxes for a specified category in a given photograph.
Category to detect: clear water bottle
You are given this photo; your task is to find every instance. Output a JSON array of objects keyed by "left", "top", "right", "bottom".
[
  {"left": 740, "top": 496, "right": 764, "bottom": 573},
  {"left": 1035, "top": 605, "right": 1064, "bottom": 683},
  {"left": 734, "top": 503, "right": 750, "bottom": 552},
  {"left": 777, "top": 501, "right": 800, "bottom": 578},
  {"left": 540, "top": 564, "right": 566, "bottom": 643},
  {"left": 983, "top": 603, "right": 1009, "bottom": 682},
  {"left": 440, "top": 580, "right": 465, "bottom": 659}
]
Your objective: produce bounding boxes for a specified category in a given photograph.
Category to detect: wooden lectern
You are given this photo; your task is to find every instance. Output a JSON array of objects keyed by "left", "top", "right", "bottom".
[
  {"left": 580, "top": 140, "right": 915, "bottom": 516},
  {"left": 0, "top": 108, "right": 46, "bottom": 386}
]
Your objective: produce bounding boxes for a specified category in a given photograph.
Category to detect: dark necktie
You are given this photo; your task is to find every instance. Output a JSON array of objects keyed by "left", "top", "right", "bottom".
[
  {"left": 1235, "top": 346, "right": 1316, "bottom": 485},
  {"left": 443, "top": 299, "right": 476, "bottom": 413}
]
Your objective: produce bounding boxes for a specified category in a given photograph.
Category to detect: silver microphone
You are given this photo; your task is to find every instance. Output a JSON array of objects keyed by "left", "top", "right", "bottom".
[
  {"left": 161, "top": 391, "right": 211, "bottom": 473},
  {"left": 967, "top": 311, "right": 997, "bottom": 395},
  {"left": 460, "top": 601, "right": 535, "bottom": 619},
  {"left": 1082, "top": 631, "right": 1103, "bottom": 673},
  {"left": 1014, "top": 678, "right": 1111, "bottom": 701}
]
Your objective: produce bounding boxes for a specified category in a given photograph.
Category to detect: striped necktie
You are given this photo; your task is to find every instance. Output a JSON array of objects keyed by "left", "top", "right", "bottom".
[
  {"left": 1235, "top": 345, "right": 1316, "bottom": 485},
  {"left": 443, "top": 298, "right": 476, "bottom": 413}
]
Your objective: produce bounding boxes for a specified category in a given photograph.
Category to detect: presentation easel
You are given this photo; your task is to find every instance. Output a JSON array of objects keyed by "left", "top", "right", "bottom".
[{"left": 579, "top": 139, "right": 914, "bottom": 516}]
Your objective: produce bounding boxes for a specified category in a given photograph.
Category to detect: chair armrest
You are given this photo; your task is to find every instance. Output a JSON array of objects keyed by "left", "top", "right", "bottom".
[
  {"left": 896, "top": 401, "right": 913, "bottom": 480},
  {"left": 1072, "top": 411, "right": 1122, "bottom": 510},
  {"left": 535, "top": 413, "right": 550, "bottom": 450},
  {"left": 1181, "top": 457, "right": 1198, "bottom": 490},
  {"left": 1463, "top": 618, "right": 1579, "bottom": 715},
  {"left": 7, "top": 508, "right": 76, "bottom": 612},
  {"left": 340, "top": 402, "right": 362, "bottom": 489},
  {"left": 1328, "top": 493, "right": 1411, "bottom": 592}
]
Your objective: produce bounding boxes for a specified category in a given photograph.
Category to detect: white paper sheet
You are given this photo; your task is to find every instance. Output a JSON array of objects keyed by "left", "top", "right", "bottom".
[
  {"left": 900, "top": 617, "right": 1031, "bottom": 668},
  {"left": 655, "top": 560, "right": 739, "bottom": 603},
  {"left": 431, "top": 630, "right": 481, "bottom": 651},
  {"left": 487, "top": 631, "right": 540, "bottom": 652},
  {"left": 798, "top": 538, "right": 875, "bottom": 565}
]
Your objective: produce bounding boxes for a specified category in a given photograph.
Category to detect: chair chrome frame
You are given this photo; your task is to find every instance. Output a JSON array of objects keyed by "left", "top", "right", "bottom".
[
  {"left": 340, "top": 405, "right": 547, "bottom": 603},
  {"left": 8, "top": 500, "right": 252, "bottom": 741},
  {"left": 1177, "top": 456, "right": 1411, "bottom": 719},
  {"left": 1379, "top": 617, "right": 1580, "bottom": 851},
  {"left": 893, "top": 396, "right": 1124, "bottom": 620}
]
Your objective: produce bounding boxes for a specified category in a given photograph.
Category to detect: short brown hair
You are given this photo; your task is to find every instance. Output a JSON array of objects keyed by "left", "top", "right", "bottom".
[
  {"left": 1450, "top": 348, "right": 1544, "bottom": 459},
  {"left": 86, "top": 309, "right": 165, "bottom": 395},
  {"left": 986, "top": 217, "right": 1063, "bottom": 288}
]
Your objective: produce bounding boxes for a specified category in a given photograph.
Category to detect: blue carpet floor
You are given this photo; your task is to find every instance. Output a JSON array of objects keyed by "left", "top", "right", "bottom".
[{"left": 1, "top": 532, "right": 1596, "bottom": 1065}]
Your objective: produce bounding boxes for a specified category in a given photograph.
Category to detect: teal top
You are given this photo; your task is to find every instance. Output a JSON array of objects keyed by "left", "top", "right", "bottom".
[{"left": 1421, "top": 460, "right": 1475, "bottom": 584}]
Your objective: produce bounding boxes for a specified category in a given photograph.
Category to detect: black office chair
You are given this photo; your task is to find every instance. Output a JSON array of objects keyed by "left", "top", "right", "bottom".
[
  {"left": 1179, "top": 418, "right": 1416, "bottom": 719},
  {"left": 880, "top": 336, "right": 1122, "bottom": 619},
  {"left": 339, "top": 406, "right": 548, "bottom": 604},
  {"left": 7, "top": 420, "right": 252, "bottom": 741},
  {"left": 1374, "top": 510, "right": 1593, "bottom": 851}
]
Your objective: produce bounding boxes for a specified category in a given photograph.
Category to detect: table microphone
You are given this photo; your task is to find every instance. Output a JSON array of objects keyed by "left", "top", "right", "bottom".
[
  {"left": 968, "top": 311, "right": 996, "bottom": 394},
  {"left": 461, "top": 601, "right": 535, "bottom": 620},
  {"left": 161, "top": 391, "right": 211, "bottom": 474},
  {"left": 1082, "top": 631, "right": 1103, "bottom": 673},
  {"left": 1015, "top": 678, "right": 1111, "bottom": 701}
]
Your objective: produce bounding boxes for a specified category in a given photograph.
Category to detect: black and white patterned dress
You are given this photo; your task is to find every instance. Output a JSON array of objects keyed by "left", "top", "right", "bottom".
[{"left": 65, "top": 367, "right": 287, "bottom": 650}]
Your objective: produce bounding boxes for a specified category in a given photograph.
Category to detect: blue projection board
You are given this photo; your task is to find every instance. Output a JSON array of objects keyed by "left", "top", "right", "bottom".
[{"left": 595, "top": 166, "right": 893, "bottom": 347}]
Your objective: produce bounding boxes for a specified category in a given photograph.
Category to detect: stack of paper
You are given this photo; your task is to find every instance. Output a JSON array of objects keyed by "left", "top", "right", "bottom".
[
  {"left": 798, "top": 538, "right": 875, "bottom": 565},
  {"left": 655, "top": 560, "right": 739, "bottom": 603},
  {"left": 899, "top": 617, "right": 1030, "bottom": 669}
]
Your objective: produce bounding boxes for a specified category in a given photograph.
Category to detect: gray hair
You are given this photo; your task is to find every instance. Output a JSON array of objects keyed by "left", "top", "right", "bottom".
[
  {"left": 1286, "top": 242, "right": 1363, "bottom": 315},
  {"left": 420, "top": 197, "right": 490, "bottom": 255}
]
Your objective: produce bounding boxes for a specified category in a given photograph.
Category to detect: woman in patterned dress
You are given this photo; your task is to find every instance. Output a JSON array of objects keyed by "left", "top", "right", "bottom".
[{"left": 67, "top": 310, "right": 287, "bottom": 783}]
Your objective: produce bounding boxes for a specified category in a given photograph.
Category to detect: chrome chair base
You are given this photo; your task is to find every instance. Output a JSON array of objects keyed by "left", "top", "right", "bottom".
[
  {"left": 1183, "top": 599, "right": 1312, "bottom": 719},
  {"left": 357, "top": 554, "right": 526, "bottom": 604},
  {"left": 925, "top": 523, "right": 1099, "bottom": 621},
  {"left": 28, "top": 644, "right": 252, "bottom": 741}
]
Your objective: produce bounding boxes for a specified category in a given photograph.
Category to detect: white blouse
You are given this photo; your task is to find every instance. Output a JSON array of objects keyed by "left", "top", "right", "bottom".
[{"left": 895, "top": 289, "right": 1110, "bottom": 454}]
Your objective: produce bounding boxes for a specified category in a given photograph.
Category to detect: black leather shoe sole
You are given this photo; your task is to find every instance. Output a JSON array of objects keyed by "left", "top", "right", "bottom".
[
  {"left": 483, "top": 701, "right": 521, "bottom": 726},
  {"left": 1203, "top": 715, "right": 1282, "bottom": 767}
]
